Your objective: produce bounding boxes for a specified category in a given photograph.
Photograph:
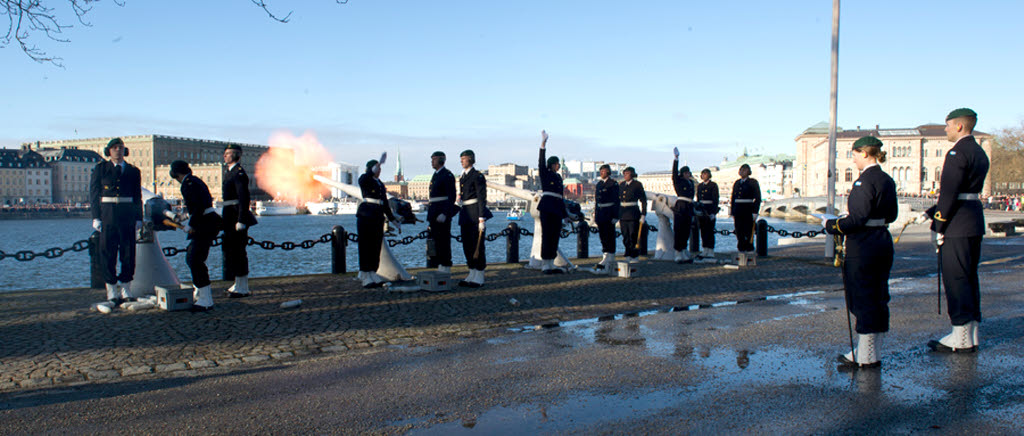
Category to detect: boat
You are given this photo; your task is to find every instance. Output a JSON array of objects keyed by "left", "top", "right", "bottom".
[
  {"left": 255, "top": 200, "right": 298, "bottom": 216},
  {"left": 305, "top": 201, "right": 338, "bottom": 215},
  {"left": 335, "top": 201, "right": 360, "bottom": 215},
  {"left": 507, "top": 207, "right": 522, "bottom": 221}
]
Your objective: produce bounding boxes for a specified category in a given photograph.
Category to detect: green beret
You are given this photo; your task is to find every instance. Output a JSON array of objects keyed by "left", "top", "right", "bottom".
[
  {"left": 106, "top": 137, "right": 124, "bottom": 148},
  {"left": 680, "top": 166, "right": 690, "bottom": 174},
  {"left": 946, "top": 108, "right": 977, "bottom": 121},
  {"left": 431, "top": 151, "right": 445, "bottom": 158},
  {"left": 169, "top": 160, "right": 191, "bottom": 177},
  {"left": 460, "top": 149, "right": 475, "bottom": 159},
  {"left": 623, "top": 166, "right": 636, "bottom": 175},
  {"left": 599, "top": 164, "right": 611, "bottom": 171},
  {"left": 852, "top": 136, "right": 883, "bottom": 150},
  {"left": 366, "top": 159, "right": 379, "bottom": 171},
  {"left": 225, "top": 143, "right": 242, "bottom": 152},
  {"left": 547, "top": 156, "right": 559, "bottom": 166}
]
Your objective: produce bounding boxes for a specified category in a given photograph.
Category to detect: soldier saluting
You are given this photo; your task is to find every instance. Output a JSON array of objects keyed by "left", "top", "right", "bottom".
[
  {"left": 537, "top": 130, "right": 569, "bottom": 274},
  {"left": 924, "top": 108, "right": 990, "bottom": 353},
  {"left": 730, "top": 164, "right": 761, "bottom": 256},
  {"left": 427, "top": 151, "right": 458, "bottom": 274},
  {"left": 618, "top": 167, "right": 647, "bottom": 263},
  {"left": 696, "top": 168, "right": 720, "bottom": 259},
  {"left": 222, "top": 144, "right": 257, "bottom": 298},
  {"left": 356, "top": 154, "right": 400, "bottom": 288},
  {"left": 89, "top": 138, "right": 142, "bottom": 306},
  {"left": 671, "top": 147, "right": 695, "bottom": 264},
  {"left": 170, "top": 161, "right": 222, "bottom": 312},
  {"left": 457, "top": 149, "right": 492, "bottom": 287},
  {"left": 592, "top": 164, "right": 620, "bottom": 272}
]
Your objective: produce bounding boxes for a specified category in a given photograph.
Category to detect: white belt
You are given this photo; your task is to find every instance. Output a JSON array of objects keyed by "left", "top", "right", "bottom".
[
  {"left": 865, "top": 218, "right": 886, "bottom": 227},
  {"left": 100, "top": 197, "right": 133, "bottom": 203},
  {"left": 734, "top": 199, "right": 755, "bottom": 204},
  {"left": 597, "top": 202, "right": 616, "bottom": 208},
  {"left": 460, "top": 198, "right": 479, "bottom": 206},
  {"left": 221, "top": 200, "right": 239, "bottom": 206},
  {"left": 700, "top": 200, "right": 714, "bottom": 204},
  {"left": 541, "top": 191, "right": 563, "bottom": 199},
  {"left": 957, "top": 193, "right": 980, "bottom": 200},
  {"left": 676, "top": 197, "right": 693, "bottom": 203},
  {"left": 204, "top": 207, "right": 217, "bottom": 215},
  {"left": 621, "top": 201, "right": 639, "bottom": 207},
  {"left": 363, "top": 198, "right": 383, "bottom": 205},
  {"left": 429, "top": 196, "right": 451, "bottom": 203}
]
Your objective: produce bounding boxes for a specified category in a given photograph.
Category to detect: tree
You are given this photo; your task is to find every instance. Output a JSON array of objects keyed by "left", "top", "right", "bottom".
[
  {"left": 990, "top": 122, "right": 1024, "bottom": 194},
  {"left": 2, "top": 0, "right": 347, "bottom": 67}
]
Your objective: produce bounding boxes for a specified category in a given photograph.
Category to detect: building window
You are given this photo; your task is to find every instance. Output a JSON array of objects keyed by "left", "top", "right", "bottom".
[
  {"left": 935, "top": 168, "right": 941, "bottom": 180},
  {"left": 845, "top": 168, "right": 853, "bottom": 182},
  {"left": 922, "top": 168, "right": 928, "bottom": 181}
]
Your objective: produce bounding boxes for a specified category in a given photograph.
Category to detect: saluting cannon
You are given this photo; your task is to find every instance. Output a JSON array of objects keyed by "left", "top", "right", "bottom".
[
  {"left": 126, "top": 187, "right": 182, "bottom": 298},
  {"left": 487, "top": 182, "right": 582, "bottom": 272},
  {"left": 646, "top": 191, "right": 681, "bottom": 261}
]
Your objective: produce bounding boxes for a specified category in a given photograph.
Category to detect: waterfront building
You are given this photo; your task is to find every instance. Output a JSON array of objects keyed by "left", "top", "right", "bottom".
[
  {"left": 710, "top": 152, "right": 793, "bottom": 202},
  {"left": 407, "top": 174, "right": 431, "bottom": 200},
  {"left": 36, "top": 148, "right": 104, "bottom": 204},
  {"left": 313, "top": 161, "right": 360, "bottom": 199},
  {"left": 0, "top": 149, "right": 52, "bottom": 205},
  {"left": 794, "top": 122, "right": 993, "bottom": 197},
  {"left": 153, "top": 163, "right": 225, "bottom": 201}
]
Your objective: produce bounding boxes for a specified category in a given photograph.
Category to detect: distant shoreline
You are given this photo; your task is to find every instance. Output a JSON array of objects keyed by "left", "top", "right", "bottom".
[{"left": 0, "top": 209, "right": 90, "bottom": 220}]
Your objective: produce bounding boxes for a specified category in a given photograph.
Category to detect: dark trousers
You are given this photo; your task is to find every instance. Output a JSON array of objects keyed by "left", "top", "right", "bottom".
[
  {"left": 100, "top": 222, "right": 135, "bottom": 284},
  {"left": 621, "top": 219, "right": 640, "bottom": 258},
  {"left": 733, "top": 213, "right": 755, "bottom": 252},
  {"left": 673, "top": 210, "right": 692, "bottom": 252},
  {"left": 941, "top": 236, "right": 983, "bottom": 325},
  {"left": 221, "top": 224, "right": 249, "bottom": 279},
  {"left": 697, "top": 215, "right": 716, "bottom": 249},
  {"left": 597, "top": 220, "right": 617, "bottom": 253},
  {"left": 357, "top": 216, "right": 384, "bottom": 272},
  {"left": 844, "top": 251, "right": 893, "bottom": 334},
  {"left": 540, "top": 213, "right": 562, "bottom": 260},
  {"left": 187, "top": 233, "right": 214, "bottom": 288},
  {"left": 428, "top": 220, "right": 453, "bottom": 267},
  {"left": 461, "top": 223, "right": 486, "bottom": 270}
]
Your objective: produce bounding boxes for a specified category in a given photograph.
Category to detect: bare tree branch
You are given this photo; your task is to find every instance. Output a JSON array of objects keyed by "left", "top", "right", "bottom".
[{"left": 250, "top": 0, "right": 291, "bottom": 23}]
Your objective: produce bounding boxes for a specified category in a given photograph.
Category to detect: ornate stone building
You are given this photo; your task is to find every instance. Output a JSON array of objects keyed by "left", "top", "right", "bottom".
[{"left": 36, "top": 148, "right": 104, "bottom": 204}]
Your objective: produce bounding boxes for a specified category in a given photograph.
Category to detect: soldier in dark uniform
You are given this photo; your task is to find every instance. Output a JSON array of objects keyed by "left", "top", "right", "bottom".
[
  {"left": 924, "top": 108, "right": 990, "bottom": 353},
  {"left": 592, "top": 164, "right": 620, "bottom": 272},
  {"left": 618, "top": 167, "right": 647, "bottom": 262},
  {"left": 730, "top": 164, "right": 761, "bottom": 255},
  {"left": 537, "top": 130, "right": 569, "bottom": 274},
  {"left": 457, "top": 149, "right": 492, "bottom": 287},
  {"left": 696, "top": 168, "right": 720, "bottom": 259},
  {"left": 221, "top": 144, "right": 257, "bottom": 297},
  {"left": 357, "top": 154, "right": 400, "bottom": 288},
  {"left": 427, "top": 151, "right": 458, "bottom": 274},
  {"left": 170, "top": 161, "right": 222, "bottom": 312},
  {"left": 671, "top": 147, "right": 695, "bottom": 264},
  {"left": 89, "top": 138, "right": 142, "bottom": 306},
  {"left": 823, "top": 136, "right": 898, "bottom": 369}
]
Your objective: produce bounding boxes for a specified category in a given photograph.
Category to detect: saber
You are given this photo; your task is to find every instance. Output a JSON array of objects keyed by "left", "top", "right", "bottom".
[
  {"left": 473, "top": 226, "right": 484, "bottom": 259},
  {"left": 835, "top": 233, "right": 854, "bottom": 361},
  {"left": 937, "top": 245, "right": 942, "bottom": 315},
  {"left": 634, "top": 220, "right": 644, "bottom": 250},
  {"left": 893, "top": 220, "right": 913, "bottom": 244},
  {"left": 162, "top": 219, "right": 184, "bottom": 230}
]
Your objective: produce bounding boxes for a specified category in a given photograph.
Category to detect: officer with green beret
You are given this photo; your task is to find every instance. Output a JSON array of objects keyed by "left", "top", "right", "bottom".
[
  {"left": 169, "top": 160, "right": 222, "bottom": 312},
  {"left": 457, "top": 149, "right": 493, "bottom": 287},
  {"left": 537, "top": 130, "right": 570, "bottom": 273},
  {"left": 357, "top": 153, "right": 401, "bottom": 288},
  {"left": 618, "top": 166, "right": 647, "bottom": 262},
  {"left": 89, "top": 137, "right": 143, "bottom": 306},
  {"left": 922, "top": 108, "right": 990, "bottom": 353},
  {"left": 427, "top": 151, "right": 458, "bottom": 274},
  {"left": 823, "top": 135, "right": 898, "bottom": 370},
  {"left": 222, "top": 143, "right": 257, "bottom": 298}
]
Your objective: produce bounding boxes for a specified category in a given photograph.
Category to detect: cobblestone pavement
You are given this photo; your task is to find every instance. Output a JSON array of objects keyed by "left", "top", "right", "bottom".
[{"left": 1, "top": 225, "right": 1020, "bottom": 393}]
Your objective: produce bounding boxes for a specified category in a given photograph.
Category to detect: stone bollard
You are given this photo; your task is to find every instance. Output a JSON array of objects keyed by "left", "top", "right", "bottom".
[
  {"left": 689, "top": 218, "right": 701, "bottom": 253},
  {"left": 331, "top": 225, "right": 347, "bottom": 274},
  {"left": 89, "top": 231, "right": 104, "bottom": 289},
  {"left": 506, "top": 222, "right": 519, "bottom": 264},
  {"left": 639, "top": 223, "right": 650, "bottom": 256},
  {"left": 576, "top": 220, "right": 589, "bottom": 259},
  {"left": 756, "top": 219, "right": 768, "bottom": 257}
]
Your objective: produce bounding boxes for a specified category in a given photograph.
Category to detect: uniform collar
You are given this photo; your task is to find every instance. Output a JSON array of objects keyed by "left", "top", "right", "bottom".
[
  {"left": 435, "top": 166, "right": 446, "bottom": 174},
  {"left": 228, "top": 162, "right": 238, "bottom": 171},
  {"left": 462, "top": 166, "right": 474, "bottom": 176},
  {"left": 862, "top": 163, "right": 880, "bottom": 171}
]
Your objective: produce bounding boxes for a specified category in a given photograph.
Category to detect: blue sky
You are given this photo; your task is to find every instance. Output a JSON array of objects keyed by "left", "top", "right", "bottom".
[{"left": 3, "top": 0, "right": 1022, "bottom": 177}]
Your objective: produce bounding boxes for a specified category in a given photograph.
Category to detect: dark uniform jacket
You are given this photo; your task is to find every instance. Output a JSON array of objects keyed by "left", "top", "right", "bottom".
[
  {"left": 458, "top": 167, "right": 493, "bottom": 225},
  {"left": 926, "top": 135, "right": 989, "bottom": 237},
  {"left": 537, "top": 148, "right": 568, "bottom": 218},
  {"left": 594, "top": 177, "right": 620, "bottom": 222},
  {"left": 618, "top": 180, "right": 647, "bottom": 221},
  {"left": 427, "top": 167, "right": 458, "bottom": 223},
  {"left": 89, "top": 160, "right": 142, "bottom": 224},
  {"left": 671, "top": 160, "right": 695, "bottom": 214},
  {"left": 697, "top": 180, "right": 720, "bottom": 215},
  {"left": 356, "top": 173, "right": 397, "bottom": 221},
  {"left": 730, "top": 178, "right": 762, "bottom": 215},
  {"left": 180, "top": 175, "right": 222, "bottom": 239},
  {"left": 222, "top": 163, "right": 258, "bottom": 227},
  {"left": 824, "top": 165, "right": 898, "bottom": 258}
]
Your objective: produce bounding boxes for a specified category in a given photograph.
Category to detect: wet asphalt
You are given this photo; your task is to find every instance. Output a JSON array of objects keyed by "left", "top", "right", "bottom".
[{"left": 2, "top": 233, "right": 1023, "bottom": 435}]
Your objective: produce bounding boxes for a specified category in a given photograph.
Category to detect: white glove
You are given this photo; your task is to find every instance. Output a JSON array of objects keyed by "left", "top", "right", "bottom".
[
  {"left": 821, "top": 219, "right": 829, "bottom": 229},
  {"left": 673, "top": 146, "right": 679, "bottom": 158},
  {"left": 379, "top": 152, "right": 387, "bottom": 166},
  {"left": 92, "top": 219, "right": 102, "bottom": 232},
  {"left": 478, "top": 219, "right": 486, "bottom": 232},
  {"left": 183, "top": 224, "right": 193, "bottom": 234},
  {"left": 235, "top": 222, "right": 246, "bottom": 231},
  {"left": 163, "top": 210, "right": 177, "bottom": 220},
  {"left": 932, "top": 231, "right": 944, "bottom": 248},
  {"left": 915, "top": 212, "right": 931, "bottom": 225},
  {"left": 436, "top": 213, "right": 446, "bottom": 223},
  {"left": 135, "top": 221, "right": 143, "bottom": 231},
  {"left": 639, "top": 215, "right": 645, "bottom": 223},
  {"left": 541, "top": 130, "right": 549, "bottom": 147}
]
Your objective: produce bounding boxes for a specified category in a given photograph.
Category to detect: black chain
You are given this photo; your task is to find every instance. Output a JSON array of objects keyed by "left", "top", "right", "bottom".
[
  {"left": 387, "top": 230, "right": 431, "bottom": 247},
  {"left": 764, "top": 224, "right": 825, "bottom": 239},
  {"left": 0, "top": 239, "right": 91, "bottom": 262}
]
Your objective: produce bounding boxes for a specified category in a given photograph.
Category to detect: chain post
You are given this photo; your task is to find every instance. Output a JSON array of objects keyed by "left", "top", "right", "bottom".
[
  {"left": 89, "top": 231, "right": 104, "bottom": 289},
  {"left": 576, "top": 220, "right": 589, "bottom": 259},
  {"left": 331, "top": 225, "right": 347, "bottom": 274},
  {"left": 756, "top": 219, "right": 768, "bottom": 257},
  {"left": 506, "top": 222, "right": 520, "bottom": 264}
]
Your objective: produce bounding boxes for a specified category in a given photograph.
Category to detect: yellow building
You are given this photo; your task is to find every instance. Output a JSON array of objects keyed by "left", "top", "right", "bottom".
[
  {"left": 0, "top": 149, "right": 52, "bottom": 205},
  {"left": 36, "top": 148, "right": 104, "bottom": 204},
  {"left": 153, "top": 163, "right": 225, "bottom": 201}
]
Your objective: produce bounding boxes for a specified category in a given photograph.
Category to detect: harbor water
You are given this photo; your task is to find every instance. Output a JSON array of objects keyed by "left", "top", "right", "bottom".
[{"left": 0, "top": 213, "right": 824, "bottom": 292}]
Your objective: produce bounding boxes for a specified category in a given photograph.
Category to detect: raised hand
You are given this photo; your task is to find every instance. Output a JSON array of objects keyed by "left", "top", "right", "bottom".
[{"left": 541, "top": 130, "right": 549, "bottom": 148}]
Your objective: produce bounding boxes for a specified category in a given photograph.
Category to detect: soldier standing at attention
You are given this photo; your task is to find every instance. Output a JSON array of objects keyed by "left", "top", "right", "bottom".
[
  {"left": 696, "top": 168, "right": 720, "bottom": 259},
  {"left": 356, "top": 153, "right": 401, "bottom": 288},
  {"left": 537, "top": 130, "right": 569, "bottom": 274},
  {"left": 730, "top": 164, "right": 761, "bottom": 255},
  {"left": 170, "top": 161, "right": 222, "bottom": 312},
  {"left": 222, "top": 144, "right": 257, "bottom": 298},
  {"left": 823, "top": 136, "right": 898, "bottom": 370},
  {"left": 457, "top": 149, "right": 492, "bottom": 287},
  {"left": 671, "top": 147, "right": 695, "bottom": 264},
  {"left": 427, "top": 151, "right": 457, "bottom": 274},
  {"left": 89, "top": 138, "right": 142, "bottom": 306},
  {"left": 592, "top": 164, "right": 620, "bottom": 272},
  {"left": 925, "top": 108, "right": 989, "bottom": 353},
  {"left": 618, "top": 167, "right": 647, "bottom": 263}
]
